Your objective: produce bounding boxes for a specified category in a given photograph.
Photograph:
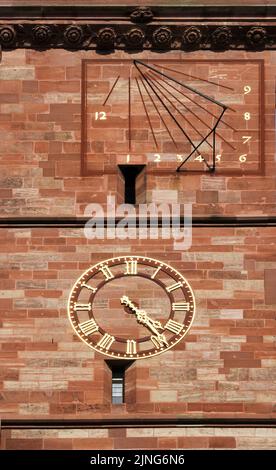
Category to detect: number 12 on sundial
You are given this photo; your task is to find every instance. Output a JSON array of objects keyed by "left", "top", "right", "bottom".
[{"left": 82, "top": 58, "right": 264, "bottom": 175}]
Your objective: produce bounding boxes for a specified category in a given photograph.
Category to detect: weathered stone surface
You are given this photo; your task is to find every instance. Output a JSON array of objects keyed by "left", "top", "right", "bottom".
[{"left": 0, "top": 177, "right": 23, "bottom": 188}]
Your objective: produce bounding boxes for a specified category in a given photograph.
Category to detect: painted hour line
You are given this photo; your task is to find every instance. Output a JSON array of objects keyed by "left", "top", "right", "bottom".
[
  {"left": 148, "top": 70, "right": 216, "bottom": 144},
  {"left": 143, "top": 68, "right": 234, "bottom": 157},
  {"left": 135, "top": 61, "right": 212, "bottom": 170},
  {"left": 134, "top": 60, "right": 227, "bottom": 172},
  {"left": 152, "top": 62, "right": 235, "bottom": 92},
  {"left": 147, "top": 69, "right": 237, "bottom": 149},
  {"left": 128, "top": 75, "right": 131, "bottom": 153},
  {"left": 145, "top": 71, "right": 213, "bottom": 152},
  {"left": 138, "top": 76, "right": 179, "bottom": 151},
  {"left": 150, "top": 64, "right": 236, "bottom": 114},
  {"left": 144, "top": 70, "right": 230, "bottom": 169},
  {"left": 135, "top": 77, "right": 159, "bottom": 151},
  {"left": 102, "top": 75, "right": 120, "bottom": 106}
]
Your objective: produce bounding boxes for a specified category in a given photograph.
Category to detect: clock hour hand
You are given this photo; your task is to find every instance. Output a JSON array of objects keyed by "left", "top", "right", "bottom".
[{"left": 120, "top": 295, "right": 164, "bottom": 331}]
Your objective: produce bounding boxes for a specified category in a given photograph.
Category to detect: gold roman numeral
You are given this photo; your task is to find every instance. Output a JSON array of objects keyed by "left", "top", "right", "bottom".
[
  {"left": 81, "top": 283, "right": 97, "bottom": 293},
  {"left": 125, "top": 260, "right": 137, "bottom": 275},
  {"left": 73, "top": 303, "right": 92, "bottom": 311},
  {"left": 97, "top": 333, "right": 115, "bottom": 350},
  {"left": 99, "top": 265, "right": 114, "bottom": 281},
  {"left": 126, "top": 339, "right": 137, "bottom": 355},
  {"left": 151, "top": 266, "right": 162, "bottom": 279},
  {"left": 166, "top": 282, "right": 182, "bottom": 293},
  {"left": 79, "top": 319, "right": 99, "bottom": 335},
  {"left": 172, "top": 302, "right": 190, "bottom": 311},
  {"left": 165, "top": 319, "right": 184, "bottom": 335}
]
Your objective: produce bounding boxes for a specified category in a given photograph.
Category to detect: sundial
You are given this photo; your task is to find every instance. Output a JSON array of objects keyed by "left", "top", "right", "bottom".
[{"left": 81, "top": 58, "right": 264, "bottom": 175}]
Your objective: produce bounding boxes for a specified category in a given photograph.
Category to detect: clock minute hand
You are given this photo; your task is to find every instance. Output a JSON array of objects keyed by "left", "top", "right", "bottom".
[
  {"left": 136, "top": 312, "right": 169, "bottom": 348},
  {"left": 136, "top": 310, "right": 160, "bottom": 336}
]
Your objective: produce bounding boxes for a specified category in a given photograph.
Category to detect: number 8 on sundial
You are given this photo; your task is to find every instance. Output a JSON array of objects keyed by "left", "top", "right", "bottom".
[
  {"left": 68, "top": 256, "right": 196, "bottom": 359},
  {"left": 82, "top": 58, "right": 264, "bottom": 175}
]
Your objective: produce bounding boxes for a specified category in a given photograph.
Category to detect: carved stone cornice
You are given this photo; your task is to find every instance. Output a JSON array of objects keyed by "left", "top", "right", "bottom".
[{"left": 0, "top": 6, "right": 276, "bottom": 52}]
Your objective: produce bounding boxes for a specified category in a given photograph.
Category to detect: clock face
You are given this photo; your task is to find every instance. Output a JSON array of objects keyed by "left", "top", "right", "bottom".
[
  {"left": 68, "top": 256, "right": 195, "bottom": 359},
  {"left": 82, "top": 58, "right": 264, "bottom": 175}
]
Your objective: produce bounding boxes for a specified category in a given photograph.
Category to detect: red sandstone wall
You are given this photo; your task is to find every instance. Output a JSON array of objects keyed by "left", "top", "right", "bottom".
[
  {"left": 1, "top": 426, "right": 276, "bottom": 450},
  {"left": 0, "top": 49, "right": 275, "bottom": 217},
  {"left": 0, "top": 227, "right": 275, "bottom": 422}
]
